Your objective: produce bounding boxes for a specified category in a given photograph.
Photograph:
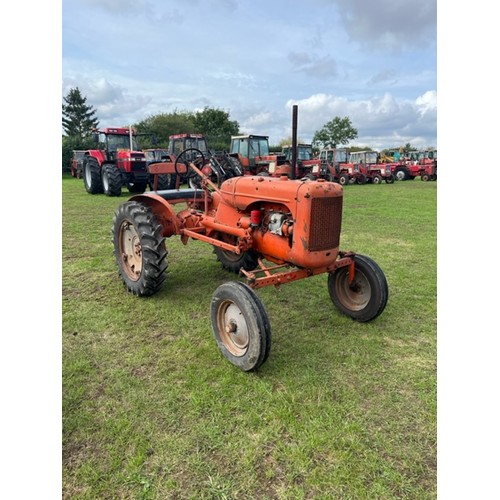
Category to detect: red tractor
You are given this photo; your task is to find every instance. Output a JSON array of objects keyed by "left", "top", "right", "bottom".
[
  {"left": 143, "top": 148, "right": 177, "bottom": 190},
  {"left": 281, "top": 144, "right": 322, "bottom": 179},
  {"left": 228, "top": 134, "right": 288, "bottom": 176},
  {"left": 417, "top": 149, "right": 437, "bottom": 181},
  {"left": 82, "top": 127, "right": 149, "bottom": 196},
  {"left": 111, "top": 110, "right": 388, "bottom": 371},
  {"left": 391, "top": 149, "right": 437, "bottom": 181},
  {"left": 163, "top": 133, "right": 240, "bottom": 188},
  {"left": 70, "top": 150, "right": 85, "bottom": 179},
  {"left": 348, "top": 151, "right": 395, "bottom": 184},
  {"left": 318, "top": 148, "right": 364, "bottom": 185}
]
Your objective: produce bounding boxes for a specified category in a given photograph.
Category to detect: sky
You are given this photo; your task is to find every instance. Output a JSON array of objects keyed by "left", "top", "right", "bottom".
[{"left": 61, "top": 0, "right": 437, "bottom": 150}]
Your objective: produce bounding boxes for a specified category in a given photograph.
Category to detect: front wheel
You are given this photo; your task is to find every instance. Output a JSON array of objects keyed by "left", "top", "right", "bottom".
[
  {"left": 112, "top": 201, "right": 168, "bottom": 296},
  {"left": 328, "top": 254, "right": 388, "bottom": 322},
  {"left": 102, "top": 165, "right": 122, "bottom": 196},
  {"left": 385, "top": 175, "right": 395, "bottom": 184},
  {"left": 372, "top": 174, "right": 382, "bottom": 185},
  {"left": 211, "top": 281, "right": 271, "bottom": 371}
]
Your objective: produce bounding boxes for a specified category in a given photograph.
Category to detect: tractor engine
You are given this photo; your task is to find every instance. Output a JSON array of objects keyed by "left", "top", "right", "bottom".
[{"left": 216, "top": 175, "right": 343, "bottom": 269}]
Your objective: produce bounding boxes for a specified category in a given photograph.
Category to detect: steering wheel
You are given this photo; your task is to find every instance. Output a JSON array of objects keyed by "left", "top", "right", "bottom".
[{"left": 174, "top": 148, "right": 206, "bottom": 180}]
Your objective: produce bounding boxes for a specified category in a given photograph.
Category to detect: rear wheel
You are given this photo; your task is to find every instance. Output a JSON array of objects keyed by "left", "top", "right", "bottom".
[
  {"left": 102, "top": 165, "right": 122, "bottom": 196},
  {"left": 394, "top": 167, "right": 409, "bottom": 181},
  {"left": 112, "top": 201, "right": 168, "bottom": 296},
  {"left": 328, "top": 254, "right": 388, "bottom": 322},
  {"left": 83, "top": 157, "right": 104, "bottom": 194},
  {"left": 211, "top": 281, "right": 271, "bottom": 371},
  {"left": 213, "top": 234, "right": 259, "bottom": 273}
]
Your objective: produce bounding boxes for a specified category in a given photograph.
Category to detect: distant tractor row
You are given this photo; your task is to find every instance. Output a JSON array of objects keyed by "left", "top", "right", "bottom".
[
  {"left": 71, "top": 127, "right": 436, "bottom": 196},
  {"left": 71, "top": 128, "right": 235, "bottom": 196}
]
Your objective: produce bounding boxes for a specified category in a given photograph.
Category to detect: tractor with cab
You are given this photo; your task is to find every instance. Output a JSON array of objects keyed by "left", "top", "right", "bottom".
[{"left": 82, "top": 127, "right": 149, "bottom": 196}]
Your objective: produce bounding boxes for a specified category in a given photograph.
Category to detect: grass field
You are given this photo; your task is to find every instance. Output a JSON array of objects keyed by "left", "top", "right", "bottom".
[{"left": 62, "top": 175, "right": 437, "bottom": 499}]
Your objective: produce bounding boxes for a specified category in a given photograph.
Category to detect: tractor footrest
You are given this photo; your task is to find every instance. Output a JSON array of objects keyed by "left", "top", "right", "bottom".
[{"left": 154, "top": 189, "right": 203, "bottom": 201}]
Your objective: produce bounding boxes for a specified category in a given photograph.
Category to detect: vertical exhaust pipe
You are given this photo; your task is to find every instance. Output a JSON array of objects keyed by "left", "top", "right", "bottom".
[{"left": 291, "top": 105, "right": 298, "bottom": 180}]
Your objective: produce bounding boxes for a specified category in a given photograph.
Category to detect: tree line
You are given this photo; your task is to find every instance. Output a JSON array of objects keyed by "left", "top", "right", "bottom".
[{"left": 63, "top": 87, "right": 412, "bottom": 172}]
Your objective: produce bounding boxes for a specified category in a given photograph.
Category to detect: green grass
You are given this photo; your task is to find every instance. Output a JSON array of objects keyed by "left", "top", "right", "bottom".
[{"left": 62, "top": 175, "right": 437, "bottom": 499}]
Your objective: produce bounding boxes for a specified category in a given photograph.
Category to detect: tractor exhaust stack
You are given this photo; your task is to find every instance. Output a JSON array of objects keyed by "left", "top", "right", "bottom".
[{"left": 291, "top": 105, "right": 298, "bottom": 180}]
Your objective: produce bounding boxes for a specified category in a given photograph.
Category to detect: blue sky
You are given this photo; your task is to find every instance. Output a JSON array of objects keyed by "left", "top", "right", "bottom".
[{"left": 62, "top": 0, "right": 437, "bottom": 150}]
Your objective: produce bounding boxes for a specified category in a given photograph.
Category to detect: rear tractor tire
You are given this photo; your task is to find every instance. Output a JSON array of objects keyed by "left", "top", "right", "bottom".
[
  {"left": 112, "top": 201, "right": 168, "bottom": 296},
  {"left": 211, "top": 281, "right": 271, "bottom": 371},
  {"left": 213, "top": 234, "right": 259, "bottom": 274},
  {"left": 102, "top": 165, "right": 122, "bottom": 196},
  {"left": 83, "top": 157, "right": 104, "bottom": 194},
  {"left": 394, "top": 167, "right": 410, "bottom": 181},
  {"left": 328, "top": 254, "right": 388, "bottom": 322}
]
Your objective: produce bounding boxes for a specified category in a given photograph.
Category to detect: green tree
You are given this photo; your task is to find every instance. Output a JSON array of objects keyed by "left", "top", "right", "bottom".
[
  {"left": 62, "top": 87, "right": 99, "bottom": 139},
  {"left": 134, "top": 110, "right": 196, "bottom": 147},
  {"left": 193, "top": 107, "right": 239, "bottom": 151},
  {"left": 312, "top": 116, "right": 358, "bottom": 149}
]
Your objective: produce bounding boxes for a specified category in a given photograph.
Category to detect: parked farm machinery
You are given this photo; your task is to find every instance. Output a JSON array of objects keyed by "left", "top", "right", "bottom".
[
  {"left": 111, "top": 107, "right": 389, "bottom": 371},
  {"left": 348, "top": 151, "right": 395, "bottom": 184}
]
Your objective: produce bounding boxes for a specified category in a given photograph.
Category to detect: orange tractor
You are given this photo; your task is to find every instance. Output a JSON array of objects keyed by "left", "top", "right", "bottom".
[{"left": 112, "top": 108, "right": 389, "bottom": 371}]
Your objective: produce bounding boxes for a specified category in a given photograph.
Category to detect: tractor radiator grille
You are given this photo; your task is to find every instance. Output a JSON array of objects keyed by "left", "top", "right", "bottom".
[
  {"left": 132, "top": 161, "right": 147, "bottom": 172},
  {"left": 308, "top": 196, "right": 343, "bottom": 251}
]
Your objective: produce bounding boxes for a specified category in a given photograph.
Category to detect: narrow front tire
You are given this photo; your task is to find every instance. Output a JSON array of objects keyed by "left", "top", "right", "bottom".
[
  {"left": 211, "top": 282, "right": 271, "bottom": 371},
  {"left": 328, "top": 254, "right": 388, "bottom": 322}
]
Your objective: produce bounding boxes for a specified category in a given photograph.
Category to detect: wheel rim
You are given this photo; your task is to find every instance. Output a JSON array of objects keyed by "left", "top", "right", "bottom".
[
  {"left": 216, "top": 300, "right": 249, "bottom": 356},
  {"left": 84, "top": 163, "right": 92, "bottom": 186},
  {"left": 334, "top": 269, "right": 371, "bottom": 311},
  {"left": 102, "top": 169, "right": 109, "bottom": 191},
  {"left": 396, "top": 171, "right": 405, "bottom": 181},
  {"left": 118, "top": 220, "right": 142, "bottom": 281},
  {"left": 218, "top": 234, "right": 240, "bottom": 262}
]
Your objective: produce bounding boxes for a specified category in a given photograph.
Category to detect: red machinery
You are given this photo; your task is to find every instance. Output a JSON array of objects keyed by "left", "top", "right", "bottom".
[
  {"left": 112, "top": 108, "right": 389, "bottom": 371},
  {"left": 281, "top": 144, "right": 322, "bottom": 179},
  {"left": 318, "top": 148, "right": 365, "bottom": 185},
  {"left": 228, "top": 134, "right": 287, "bottom": 176},
  {"left": 70, "top": 150, "right": 85, "bottom": 179},
  {"left": 348, "top": 151, "right": 395, "bottom": 184},
  {"left": 82, "top": 127, "right": 149, "bottom": 196}
]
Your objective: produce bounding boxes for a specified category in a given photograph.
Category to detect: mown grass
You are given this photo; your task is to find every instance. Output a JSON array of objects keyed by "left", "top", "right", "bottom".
[{"left": 62, "top": 175, "right": 437, "bottom": 499}]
